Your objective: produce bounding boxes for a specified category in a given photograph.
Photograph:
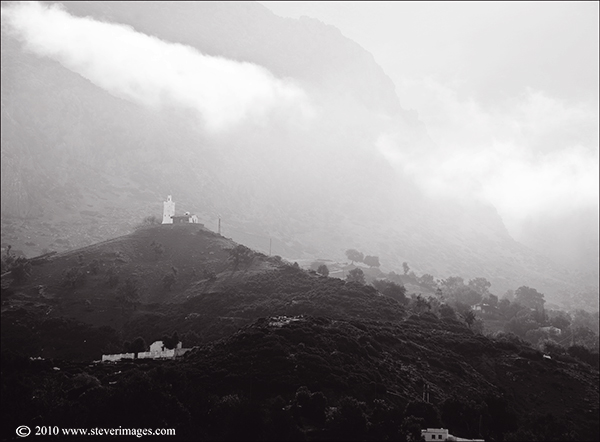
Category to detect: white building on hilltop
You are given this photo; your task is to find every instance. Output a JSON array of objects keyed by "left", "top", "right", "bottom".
[
  {"left": 162, "top": 195, "right": 175, "bottom": 224},
  {"left": 162, "top": 195, "right": 201, "bottom": 225}
]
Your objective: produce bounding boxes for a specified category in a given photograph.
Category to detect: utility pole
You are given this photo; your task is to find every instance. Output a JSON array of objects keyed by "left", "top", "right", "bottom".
[
  {"left": 218, "top": 216, "right": 221, "bottom": 235},
  {"left": 269, "top": 238, "right": 272, "bottom": 256}
]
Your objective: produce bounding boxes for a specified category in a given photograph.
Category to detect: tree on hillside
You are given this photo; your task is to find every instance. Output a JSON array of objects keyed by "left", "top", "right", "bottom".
[
  {"left": 61, "top": 266, "right": 86, "bottom": 288},
  {"left": 515, "top": 286, "right": 545, "bottom": 311},
  {"left": 571, "top": 309, "right": 599, "bottom": 335},
  {"left": 571, "top": 326, "right": 599, "bottom": 350},
  {"left": 346, "top": 268, "right": 365, "bottom": 284},
  {"left": 129, "top": 337, "right": 147, "bottom": 354},
  {"left": 468, "top": 277, "right": 491, "bottom": 296},
  {"left": 117, "top": 277, "right": 140, "bottom": 312},
  {"left": 316, "top": 264, "right": 329, "bottom": 276},
  {"left": 549, "top": 313, "right": 571, "bottom": 331},
  {"left": 135, "top": 215, "right": 160, "bottom": 230},
  {"left": 363, "top": 255, "right": 380, "bottom": 268},
  {"left": 402, "top": 262, "right": 410, "bottom": 275},
  {"left": 9, "top": 257, "right": 32, "bottom": 283},
  {"left": 2, "top": 245, "right": 32, "bottom": 282},
  {"left": 462, "top": 310, "right": 476, "bottom": 329},
  {"left": 502, "top": 289, "right": 515, "bottom": 302},
  {"left": 498, "top": 298, "right": 526, "bottom": 320},
  {"left": 151, "top": 241, "right": 165, "bottom": 259},
  {"left": 485, "top": 293, "right": 499, "bottom": 308},
  {"left": 345, "top": 249, "right": 364, "bottom": 264},
  {"left": 309, "top": 261, "right": 321, "bottom": 271},
  {"left": 442, "top": 276, "right": 464, "bottom": 292},
  {"left": 504, "top": 310, "right": 541, "bottom": 338},
  {"left": 411, "top": 294, "right": 431, "bottom": 314},
  {"left": 404, "top": 400, "right": 441, "bottom": 428},
  {"left": 162, "top": 272, "right": 176, "bottom": 290},
  {"left": 372, "top": 279, "right": 407, "bottom": 304},
  {"left": 229, "top": 245, "right": 253, "bottom": 268},
  {"left": 401, "top": 416, "right": 426, "bottom": 442},
  {"left": 441, "top": 276, "right": 483, "bottom": 306},
  {"left": 455, "top": 287, "right": 483, "bottom": 306},
  {"left": 439, "top": 303, "right": 457, "bottom": 320},
  {"left": 440, "top": 395, "right": 486, "bottom": 439},
  {"left": 162, "top": 331, "right": 180, "bottom": 349},
  {"left": 418, "top": 273, "right": 437, "bottom": 290},
  {"left": 386, "top": 271, "right": 404, "bottom": 285}
]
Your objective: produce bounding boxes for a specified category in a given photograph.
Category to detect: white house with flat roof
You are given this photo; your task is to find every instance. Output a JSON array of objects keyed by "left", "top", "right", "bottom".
[{"left": 421, "top": 428, "right": 484, "bottom": 442}]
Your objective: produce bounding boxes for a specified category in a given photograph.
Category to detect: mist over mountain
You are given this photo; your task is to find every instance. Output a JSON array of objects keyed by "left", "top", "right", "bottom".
[{"left": 1, "top": 1, "right": 597, "bottom": 308}]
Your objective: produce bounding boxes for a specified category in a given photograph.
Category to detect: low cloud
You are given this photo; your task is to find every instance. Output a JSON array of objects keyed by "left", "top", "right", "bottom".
[
  {"left": 382, "top": 78, "right": 599, "bottom": 236},
  {"left": 1, "top": 1, "right": 313, "bottom": 132}
]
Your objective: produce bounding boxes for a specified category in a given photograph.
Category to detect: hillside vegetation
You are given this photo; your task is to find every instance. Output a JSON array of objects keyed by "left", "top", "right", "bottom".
[
  {"left": 2, "top": 315, "right": 598, "bottom": 441},
  {"left": 1, "top": 225, "right": 598, "bottom": 440}
]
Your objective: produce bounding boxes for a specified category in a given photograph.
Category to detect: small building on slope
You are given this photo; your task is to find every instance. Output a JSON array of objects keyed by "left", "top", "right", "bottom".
[{"left": 421, "top": 428, "right": 484, "bottom": 441}]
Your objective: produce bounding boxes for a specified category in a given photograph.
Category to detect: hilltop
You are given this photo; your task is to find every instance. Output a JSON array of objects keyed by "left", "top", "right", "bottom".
[
  {"left": 10, "top": 223, "right": 276, "bottom": 304},
  {"left": 1, "top": 223, "right": 403, "bottom": 359}
]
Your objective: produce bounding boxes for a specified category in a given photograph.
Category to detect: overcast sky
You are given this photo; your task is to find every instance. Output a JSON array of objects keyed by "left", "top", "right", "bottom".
[{"left": 260, "top": 1, "right": 599, "bottom": 238}]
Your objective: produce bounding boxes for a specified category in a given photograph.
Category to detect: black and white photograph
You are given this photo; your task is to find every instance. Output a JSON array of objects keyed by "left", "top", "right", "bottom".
[{"left": 1, "top": 2, "right": 598, "bottom": 441}]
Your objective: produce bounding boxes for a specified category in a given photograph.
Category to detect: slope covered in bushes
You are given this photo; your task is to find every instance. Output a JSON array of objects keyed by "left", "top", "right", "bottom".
[{"left": 2, "top": 315, "right": 598, "bottom": 441}]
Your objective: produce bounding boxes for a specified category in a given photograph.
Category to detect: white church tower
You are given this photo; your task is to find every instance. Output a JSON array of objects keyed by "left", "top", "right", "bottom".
[{"left": 162, "top": 195, "right": 175, "bottom": 224}]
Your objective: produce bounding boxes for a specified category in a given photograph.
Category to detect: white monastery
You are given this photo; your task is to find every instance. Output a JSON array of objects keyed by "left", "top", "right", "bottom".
[{"left": 162, "top": 195, "right": 200, "bottom": 225}]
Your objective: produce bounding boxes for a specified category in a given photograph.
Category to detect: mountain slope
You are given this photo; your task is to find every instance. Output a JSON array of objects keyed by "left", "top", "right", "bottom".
[
  {"left": 2, "top": 224, "right": 598, "bottom": 440},
  {"left": 1, "top": 1, "right": 595, "bottom": 307}
]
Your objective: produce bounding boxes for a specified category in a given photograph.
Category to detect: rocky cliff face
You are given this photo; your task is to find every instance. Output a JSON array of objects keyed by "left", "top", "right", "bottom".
[{"left": 1, "top": 1, "right": 592, "bottom": 306}]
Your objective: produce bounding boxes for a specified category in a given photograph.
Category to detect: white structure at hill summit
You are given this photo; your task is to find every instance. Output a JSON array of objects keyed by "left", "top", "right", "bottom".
[
  {"left": 162, "top": 195, "right": 175, "bottom": 224},
  {"left": 162, "top": 195, "right": 200, "bottom": 225}
]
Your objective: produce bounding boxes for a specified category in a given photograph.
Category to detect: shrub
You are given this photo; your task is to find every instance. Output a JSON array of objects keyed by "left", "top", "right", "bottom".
[
  {"left": 9, "top": 257, "right": 32, "bottom": 283},
  {"left": 229, "top": 245, "right": 254, "bottom": 268},
  {"left": 330, "top": 396, "right": 369, "bottom": 438},
  {"left": 405, "top": 399, "right": 441, "bottom": 428},
  {"left": 372, "top": 279, "right": 407, "bottom": 304},
  {"left": 539, "top": 339, "right": 565, "bottom": 355},
  {"left": 117, "top": 278, "right": 140, "bottom": 311},
  {"left": 162, "top": 273, "right": 176, "bottom": 290},
  {"left": 347, "top": 268, "right": 365, "bottom": 284},
  {"left": 135, "top": 215, "right": 160, "bottom": 230},
  {"left": 61, "top": 266, "right": 87, "bottom": 288},
  {"left": 316, "top": 264, "right": 330, "bottom": 277},
  {"left": 87, "top": 259, "right": 100, "bottom": 275},
  {"left": 203, "top": 269, "right": 217, "bottom": 281},
  {"left": 568, "top": 345, "right": 599, "bottom": 368},
  {"left": 105, "top": 266, "right": 120, "bottom": 288},
  {"left": 439, "top": 303, "right": 457, "bottom": 320},
  {"left": 293, "top": 386, "right": 327, "bottom": 424},
  {"left": 150, "top": 241, "right": 165, "bottom": 258}
]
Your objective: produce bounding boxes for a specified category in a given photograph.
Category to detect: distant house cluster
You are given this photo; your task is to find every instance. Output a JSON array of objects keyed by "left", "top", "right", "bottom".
[
  {"left": 162, "top": 195, "right": 201, "bottom": 225},
  {"left": 101, "top": 340, "right": 192, "bottom": 362}
]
